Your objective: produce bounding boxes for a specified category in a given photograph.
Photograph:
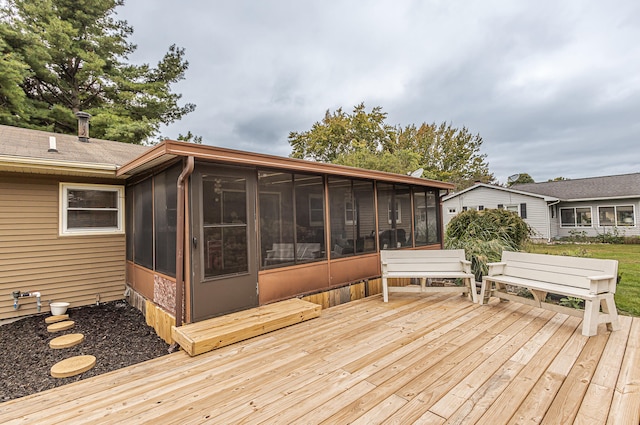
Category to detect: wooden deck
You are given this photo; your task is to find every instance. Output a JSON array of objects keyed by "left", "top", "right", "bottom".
[{"left": 1, "top": 293, "right": 639, "bottom": 424}]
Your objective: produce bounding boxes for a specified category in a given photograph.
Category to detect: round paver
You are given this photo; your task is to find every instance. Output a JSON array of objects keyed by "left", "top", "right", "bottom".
[
  {"left": 45, "top": 314, "right": 69, "bottom": 324},
  {"left": 51, "top": 355, "right": 96, "bottom": 378},
  {"left": 47, "top": 320, "right": 75, "bottom": 333},
  {"left": 49, "top": 333, "right": 84, "bottom": 349}
]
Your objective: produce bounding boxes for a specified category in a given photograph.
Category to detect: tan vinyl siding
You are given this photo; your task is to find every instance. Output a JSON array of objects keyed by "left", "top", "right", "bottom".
[{"left": 0, "top": 174, "right": 126, "bottom": 320}]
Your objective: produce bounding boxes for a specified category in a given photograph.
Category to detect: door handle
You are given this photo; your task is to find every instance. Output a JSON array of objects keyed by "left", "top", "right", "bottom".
[{"left": 192, "top": 237, "right": 197, "bottom": 248}]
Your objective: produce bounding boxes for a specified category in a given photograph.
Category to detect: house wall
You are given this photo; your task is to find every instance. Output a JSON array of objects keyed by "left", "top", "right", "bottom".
[
  {"left": 552, "top": 199, "right": 640, "bottom": 239},
  {"left": 0, "top": 173, "right": 127, "bottom": 320},
  {"left": 442, "top": 187, "right": 551, "bottom": 240}
]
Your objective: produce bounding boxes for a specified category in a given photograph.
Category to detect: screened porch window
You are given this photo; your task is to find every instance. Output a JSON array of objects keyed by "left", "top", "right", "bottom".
[
  {"left": 328, "top": 177, "right": 376, "bottom": 257},
  {"left": 60, "top": 183, "right": 123, "bottom": 235}
]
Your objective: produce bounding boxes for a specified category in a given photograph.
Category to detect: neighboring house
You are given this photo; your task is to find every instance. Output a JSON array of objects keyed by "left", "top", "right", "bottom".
[
  {"left": 0, "top": 122, "right": 148, "bottom": 321},
  {"left": 1, "top": 122, "right": 455, "bottom": 338},
  {"left": 442, "top": 173, "right": 640, "bottom": 241},
  {"left": 442, "top": 183, "right": 558, "bottom": 240}
]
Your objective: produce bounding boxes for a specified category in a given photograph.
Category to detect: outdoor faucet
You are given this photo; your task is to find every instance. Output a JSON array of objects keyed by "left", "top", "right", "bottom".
[
  {"left": 12, "top": 290, "right": 20, "bottom": 310},
  {"left": 11, "top": 290, "right": 42, "bottom": 311}
]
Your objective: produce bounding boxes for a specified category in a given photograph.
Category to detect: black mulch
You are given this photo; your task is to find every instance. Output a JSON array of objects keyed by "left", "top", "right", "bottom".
[{"left": 0, "top": 300, "right": 170, "bottom": 403}]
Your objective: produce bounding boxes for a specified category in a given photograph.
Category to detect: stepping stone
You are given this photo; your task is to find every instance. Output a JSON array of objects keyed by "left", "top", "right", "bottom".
[
  {"left": 49, "top": 333, "right": 84, "bottom": 349},
  {"left": 45, "top": 314, "right": 69, "bottom": 324},
  {"left": 47, "top": 320, "right": 75, "bottom": 333},
  {"left": 51, "top": 355, "right": 96, "bottom": 378}
]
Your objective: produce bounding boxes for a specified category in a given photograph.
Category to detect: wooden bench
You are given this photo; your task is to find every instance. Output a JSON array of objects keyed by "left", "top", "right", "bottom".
[
  {"left": 381, "top": 249, "right": 477, "bottom": 303},
  {"left": 479, "top": 251, "right": 620, "bottom": 336}
]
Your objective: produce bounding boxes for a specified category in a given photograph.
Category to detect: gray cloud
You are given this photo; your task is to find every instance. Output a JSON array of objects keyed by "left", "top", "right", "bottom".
[{"left": 119, "top": 0, "right": 640, "bottom": 184}]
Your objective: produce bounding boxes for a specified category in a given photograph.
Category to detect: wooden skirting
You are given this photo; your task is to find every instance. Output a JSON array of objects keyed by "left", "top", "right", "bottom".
[
  {"left": 172, "top": 298, "right": 321, "bottom": 356},
  {"left": 145, "top": 300, "right": 176, "bottom": 344},
  {"left": 301, "top": 277, "right": 419, "bottom": 309}
]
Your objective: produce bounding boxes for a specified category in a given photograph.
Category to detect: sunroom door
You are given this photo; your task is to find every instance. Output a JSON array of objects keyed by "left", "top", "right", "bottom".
[{"left": 191, "top": 165, "right": 258, "bottom": 322}]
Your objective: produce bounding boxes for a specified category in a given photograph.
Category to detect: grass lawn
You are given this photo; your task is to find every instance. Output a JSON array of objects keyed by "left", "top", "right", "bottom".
[{"left": 528, "top": 243, "right": 640, "bottom": 317}]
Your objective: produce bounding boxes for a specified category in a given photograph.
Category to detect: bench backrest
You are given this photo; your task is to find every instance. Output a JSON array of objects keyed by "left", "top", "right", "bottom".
[
  {"left": 501, "top": 251, "right": 618, "bottom": 293},
  {"left": 381, "top": 249, "right": 467, "bottom": 273}
]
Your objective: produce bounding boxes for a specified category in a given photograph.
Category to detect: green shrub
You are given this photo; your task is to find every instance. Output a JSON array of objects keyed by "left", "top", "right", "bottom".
[{"left": 445, "top": 209, "right": 532, "bottom": 281}]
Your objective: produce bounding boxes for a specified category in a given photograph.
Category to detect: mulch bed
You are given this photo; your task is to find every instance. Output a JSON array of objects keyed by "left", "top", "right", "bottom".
[{"left": 0, "top": 300, "right": 170, "bottom": 403}]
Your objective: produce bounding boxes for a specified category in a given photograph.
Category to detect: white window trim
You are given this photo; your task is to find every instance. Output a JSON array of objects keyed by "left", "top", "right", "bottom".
[
  {"left": 597, "top": 204, "right": 636, "bottom": 227},
  {"left": 59, "top": 183, "right": 124, "bottom": 236},
  {"left": 345, "top": 199, "right": 356, "bottom": 225},
  {"left": 308, "top": 193, "right": 324, "bottom": 227},
  {"left": 388, "top": 200, "right": 402, "bottom": 224},
  {"left": 560, "top": 207, "right": 593, "bottom": 228}
]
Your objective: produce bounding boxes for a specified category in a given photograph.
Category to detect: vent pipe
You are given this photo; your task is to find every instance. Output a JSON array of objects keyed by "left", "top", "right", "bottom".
[
  {"left": 48, "top": 136, "right": 58, "bottom": 153},
  {"left": 75, "top": 111, "right": 91, "bottom": 142}
]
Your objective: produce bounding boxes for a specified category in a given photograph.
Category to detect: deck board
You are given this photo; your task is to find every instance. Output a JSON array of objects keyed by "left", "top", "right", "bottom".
[{"left": 1, "top": 294, "right": 639, "bottom": 424}]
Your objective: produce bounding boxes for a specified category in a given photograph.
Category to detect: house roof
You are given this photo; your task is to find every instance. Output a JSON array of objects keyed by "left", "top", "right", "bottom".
[
  {"left": 0, "top": 125, "right": 149, "bottom": 178},
  {"left": 442, "top": 182, "right": 558, "bottom": 202},
  {"left": 512, "top": 172, "right": 640, "bottom": 201},
  {"left": 117, "top": 140, "right": 455, "bottom": 189}
]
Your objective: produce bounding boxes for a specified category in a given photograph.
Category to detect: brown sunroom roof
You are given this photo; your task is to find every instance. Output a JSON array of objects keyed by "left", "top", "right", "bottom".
[{"left": 117, "top": 140, "right": 455, "bottom": 189}]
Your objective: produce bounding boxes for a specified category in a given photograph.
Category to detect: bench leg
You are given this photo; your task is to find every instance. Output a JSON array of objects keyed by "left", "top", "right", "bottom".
[
  {"left": 530, "top": 290, "right": 547, "bottom": 309},
  {"left": 601, "top": 293, "right": 621, "bottom": 332},
  {"left": 479, "top": 279, "right": 491, "bottom": 305},
  {"left": 382, "top": 276, "right": 389, "bottom": 303},
  {"left": 582, "top": 299, "right": 600, "bottom": 337},
  {"left": 466, "top": 278, "right": 478, "bottom": 303}
]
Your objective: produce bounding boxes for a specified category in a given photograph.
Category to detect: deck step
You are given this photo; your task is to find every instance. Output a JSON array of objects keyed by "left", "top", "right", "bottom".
[
  {"left": 50, "top": 355, "right": 96, "bottom": 378},
  {"left": 172, "top": 298, "right": 322, "bottom": 356},
  {"left": 45, "top": 314, "right": 69, "bottom": 324},
  {"left": 47, "top": 320, "right": 75, "bottom": 332},
  {"left": 49, "top": 333, "right": 84, "bottom": 349}
]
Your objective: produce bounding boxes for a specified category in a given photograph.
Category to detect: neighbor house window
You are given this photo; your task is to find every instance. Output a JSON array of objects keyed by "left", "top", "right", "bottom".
[
  {"left": 60, "top": 183, "right": 124, "bottom": 235},
  {"left": 560, "top": 207, "right": 592, "bottom": 227},
  {"left": 598, "top": 205, "right": 635, "bottom": 226}
]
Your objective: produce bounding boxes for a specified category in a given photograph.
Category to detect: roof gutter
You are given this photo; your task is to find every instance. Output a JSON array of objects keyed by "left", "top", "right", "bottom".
[
  {"left": 0, "top": 155, "right": 118, "bottom": 176},
  {"left": 175, "top": 156, "right": 194, "bottom": 329},
  {"left": 546, "top": 200, "right": 560, "bottom": 242}
]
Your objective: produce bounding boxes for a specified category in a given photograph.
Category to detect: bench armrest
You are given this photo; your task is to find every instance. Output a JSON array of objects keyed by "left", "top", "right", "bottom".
[
  {"left": 487, "top": 262, "right": 506, "bottom": 276},
  {"left": 588, "top": 274, "right": 615, "bottom": 282},
  {"left": 587, "top": 274, "right": 617, "bottom": 294},
  {"left": 460, "top": 259, "right": 472, "bottom": 274}
]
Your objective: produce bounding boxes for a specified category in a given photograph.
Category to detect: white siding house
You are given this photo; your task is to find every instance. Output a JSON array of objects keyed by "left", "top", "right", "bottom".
[
  {"left": 443, "top": 173, "right": 640, "bottom": 241},
  {"left": 442, "top": 184, "right": 556, "bottom": 240}
]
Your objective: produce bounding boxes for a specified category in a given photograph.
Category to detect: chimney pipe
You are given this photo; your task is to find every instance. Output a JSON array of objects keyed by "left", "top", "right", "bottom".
[
  {"left": 75, "top": 111, "right": 91, "bottom": 142},
  {"left": 48, "top": 136, "right": 58, "bottom": 153}
]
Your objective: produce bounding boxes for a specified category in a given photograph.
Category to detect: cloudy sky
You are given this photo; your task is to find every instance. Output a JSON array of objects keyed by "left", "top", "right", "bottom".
[{"left": 118, "top": 0, "right": 640, "bottom": 184}]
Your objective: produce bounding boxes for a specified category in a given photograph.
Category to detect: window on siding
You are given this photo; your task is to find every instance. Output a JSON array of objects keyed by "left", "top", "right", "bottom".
[
  {"left": 598, "top": 205, "right": 635, "bottom": 226},
  {"left": 560, "top": 207, "right": 592, "bottom": 227},
  {"left": 59, "top": 183, "right": 124, "bottom": 235},
  {"left": 504, "top": 204, "right": 526, "bottom": 218}
]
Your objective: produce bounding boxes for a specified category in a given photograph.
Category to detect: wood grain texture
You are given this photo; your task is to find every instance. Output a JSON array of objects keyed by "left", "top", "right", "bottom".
[{"left": 0, "top": 294, "right": 638, "bottom": 424}]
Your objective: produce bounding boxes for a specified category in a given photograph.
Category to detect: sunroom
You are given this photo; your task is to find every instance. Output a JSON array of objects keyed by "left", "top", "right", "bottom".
[{"left": 118, "top": 141, "right": 453, "bottom": 326}]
